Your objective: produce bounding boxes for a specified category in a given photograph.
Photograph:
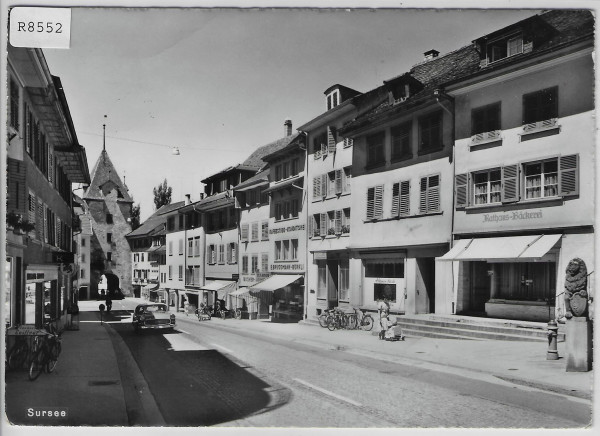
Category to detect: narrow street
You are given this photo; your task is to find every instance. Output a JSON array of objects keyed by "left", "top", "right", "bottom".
[{"left": 106, "top": 299, "right": 590, "bottom": 428}]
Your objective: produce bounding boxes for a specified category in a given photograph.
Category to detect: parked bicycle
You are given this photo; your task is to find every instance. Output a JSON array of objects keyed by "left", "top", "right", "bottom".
[
  {"left": 6, "top": 327, "right": 29, "bottom": 370},
  {"left": 28, "top": 323, "right": 62, "bottom": 381},
  {"left": 326, "top": 308, "right": 350, "bottom": 331},
  {"left": 318, "top": 308, "right": 335, "bottom": 328},
  {"left": 348, "top": 307, "right": 374, "bottom": 331}
]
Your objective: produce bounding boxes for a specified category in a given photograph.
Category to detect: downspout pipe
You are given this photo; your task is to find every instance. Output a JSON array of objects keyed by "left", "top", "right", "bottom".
[
  {"left": 297, "top": 131, "right": 309, "bottom": 320},
  {"left": 434, "top": 88, "right": 457, "bottom": 314}
]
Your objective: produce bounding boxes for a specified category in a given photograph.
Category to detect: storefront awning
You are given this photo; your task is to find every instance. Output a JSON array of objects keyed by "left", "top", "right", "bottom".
[
  {"left": 438, "top": 234, "right": 562, "bottom": 262},
  {"left": 143, "top": 283, "right": 159, "bottom": 291},
  {"left": 201, "top": 280, "right": 237, "bottom": 299},
  {"left": 229, "top": 288, "right": 249, "bottom": 297},
  {"left": 249, "top": 274, "right": 303, "bottom": 292}
]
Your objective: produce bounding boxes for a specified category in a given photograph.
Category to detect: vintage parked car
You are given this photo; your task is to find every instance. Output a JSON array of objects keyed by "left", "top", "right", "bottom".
[{"left": 132, "top": 303, "right": 175, "bottom": 333}]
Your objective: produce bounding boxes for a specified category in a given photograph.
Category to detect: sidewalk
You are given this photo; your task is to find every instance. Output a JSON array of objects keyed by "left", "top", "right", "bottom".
[
  {"left": 5, "top": 310, "right": 131, "bottom": 426},
  {"left": 176, "top": 313, "right": 594, "bottom": 400}
]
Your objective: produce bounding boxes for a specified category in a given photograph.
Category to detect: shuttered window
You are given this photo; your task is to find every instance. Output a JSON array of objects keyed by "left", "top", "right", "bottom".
[
  {"left": 241, "top": 223, "right": 249, "bottom": 242},
  {"left": 10, "top": 78, "right": 20, "bottom": 131},
  {"left": 472, "top": 103, "right": 501, "bottom": 135},
  {"left": 319, "top": 213, "right": 328, "bottom": 237},
  {"left": 455, "top": 173, "right": 470, "bottom": 208},
  {"left": 327, "top": 126, "right": 337, "bottom": 154},
  {"left": 501, "top": 164, "right": 519, "bottom": 202},
  {"left": 313, "top": 176, "right": 321, "bottom": 199},
  {"left": 342, "top": 208, "right": 351, "bottom": 234},
  {"left": 392, "top": 181, "right": 410, "bottom": 216},
  {"left": 335, "top": 170, "right": 343, "bottom": 194},
  {"left": 366, "top": 185, "right": 384, "bottom": 220},
  {"left": 559, "top": 154, "right": 579, "bottom": 197},
  {"left": 251, "top": 222, "right": 259, "bottom": 241},
  {"left": 242, "top": 256, "right": 248, "bottom": 274},
  {"left": 523, "top": 87, "right": 558, "bottom": 125},
  {"left": 419, "top": 175, "right": 440, "bottom": 214},
  {"left": 334, "top": 210, "right": 343, "bottom": 234},
  {"left": 261, "top": 253, "right": 269, "bottom": 273},
  {"left": 343, "top": 167, "right": 351, "bottom": 193},
  {"left": 261, "top": 221, "right": 269, "bottom": 240}
]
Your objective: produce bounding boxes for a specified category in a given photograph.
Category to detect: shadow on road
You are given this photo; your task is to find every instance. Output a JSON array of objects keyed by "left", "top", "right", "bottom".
[{"left": 110, "top": 311, "right": 290, "bottom": 426}]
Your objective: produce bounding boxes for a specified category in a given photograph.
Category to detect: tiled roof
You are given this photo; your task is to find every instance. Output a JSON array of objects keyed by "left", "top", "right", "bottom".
[
  {"left": 83, "top": 150, "right": 133, "bottom": 202},
  {"left": 233, "top": 168, "right": 270, "bottom": 191},
  {"left": 242, "top": 133, "right": 301, "bottom": 169},
  {"left": 126, "top": 200, "right": 185, "bottom": 238},
  {"left": 195, "top": 192, "right": 235, "bottom": 212},
  {"left": 341, "top": 10, "right": 593, "bottom": 134}
]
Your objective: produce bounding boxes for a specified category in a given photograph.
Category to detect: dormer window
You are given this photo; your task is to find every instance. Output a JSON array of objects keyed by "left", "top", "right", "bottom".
[
  {"left": 488, "top": 33, "right": 523, "bottom": 63},
  {"left": 326, "top": 89, "right": 340, "bottom": 110},
  {"left": 390, "top": 83, "right": 410, "bottom": 104}
]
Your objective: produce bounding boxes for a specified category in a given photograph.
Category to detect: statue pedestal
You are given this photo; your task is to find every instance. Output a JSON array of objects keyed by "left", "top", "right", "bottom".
[{"left": 566, "top": 317, "right": 593, "bottom": 372}]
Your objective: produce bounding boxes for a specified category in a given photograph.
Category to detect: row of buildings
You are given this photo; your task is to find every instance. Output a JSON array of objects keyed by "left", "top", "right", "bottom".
[{"left": 125, "top": 10, "right": 595, "bottom": 324}]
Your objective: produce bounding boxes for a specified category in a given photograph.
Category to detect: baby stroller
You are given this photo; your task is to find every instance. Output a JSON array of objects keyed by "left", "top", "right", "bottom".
[{"left": 378, "top": 315, "right": 405, "bottom": 341}]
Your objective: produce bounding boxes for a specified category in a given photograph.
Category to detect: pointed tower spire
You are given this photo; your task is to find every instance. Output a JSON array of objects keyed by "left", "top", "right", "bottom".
[{"left": 103, "top": 115, "right": 107, "bottom": 151}]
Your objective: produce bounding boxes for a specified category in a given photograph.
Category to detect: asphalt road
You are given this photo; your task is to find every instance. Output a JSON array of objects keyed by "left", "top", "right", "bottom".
[{"left": 108, "top": 299, "right": 591, "bottom": 428}]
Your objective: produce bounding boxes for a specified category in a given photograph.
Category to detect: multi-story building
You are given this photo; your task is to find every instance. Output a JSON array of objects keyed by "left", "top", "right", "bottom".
[
  {"left": 164, "top": 201, "right": 189, "bottom": 308},
  {"left": 439, "top": 10, "right": 595, "bottom": 322},
  {"left": 5, "top": 46, "right": 90, "bottom": 329},
  {"left": 126, "top": 201, "right": 183, "bottom": 301},
  {"left": 176, "top": 197, "right": 203, "bottom": 310},
  {"left": 72, "top": 195, "right": 92, "bottom": 300},
  {"left": 248, "top": 132, "right": 307, "bottom": 321},
  {"left": 300, "top": 85, "right": 361, "bottom": 321},
  {"left": 340, "top": 47, "right": 478, "bottom": 317},
  {"left": 82, "top": 148, "right": 132, "bottom": 298},
  {"left": 232, "top": 120, "right": 301, "bottom": 318}
]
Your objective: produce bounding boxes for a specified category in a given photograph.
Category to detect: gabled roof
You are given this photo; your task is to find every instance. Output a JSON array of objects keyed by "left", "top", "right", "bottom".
[
  {"left": 83, "top": 150, "right": 133, "bottom": 202},
  {"left": 126, "top": 200, "right": 185, "bottom": 238},
  {"left": 242, "top": 133, "right": 301, "bottom": 169}
]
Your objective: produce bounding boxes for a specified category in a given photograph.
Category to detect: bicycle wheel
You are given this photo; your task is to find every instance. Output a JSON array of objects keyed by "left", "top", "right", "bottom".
[
  {"left": 346, "top": 314, "right": 358, "bottom": 330},
  {"left": 46, "top": 339, "right": 61, "bottom": 373},
  {"left": 326, "top": 315, "right": 337, "bottom": 331},
  {"left": 339, "top": 314, "right": 349, "bottom": 329},
  {"left": 362, "top": 315, "right": 374, "bottom": 331},
  {"left": 318, "top": 314, "right": 329, "bottom": 328},
  {"left": 29, "top": 348, "right": 45, "bottom": 381},
  {"left": 8, "top": 341, "right": 28, "bottom": 370}
]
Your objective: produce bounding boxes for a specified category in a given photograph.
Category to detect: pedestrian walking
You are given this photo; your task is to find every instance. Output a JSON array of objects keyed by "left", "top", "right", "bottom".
[{"left": 106, "top": 295, "right": 113, "bottom": 313}]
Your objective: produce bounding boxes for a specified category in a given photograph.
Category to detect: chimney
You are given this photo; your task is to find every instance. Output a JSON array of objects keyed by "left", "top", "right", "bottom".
[
  {"left": 284, "top": 118, "right": 292, "bottom": 137},
  {"left": 423, "top": 49, "right": 439, "bottom": 61},
  {"left": 185, "top": 194, "right": 191, "bottom": 205}
]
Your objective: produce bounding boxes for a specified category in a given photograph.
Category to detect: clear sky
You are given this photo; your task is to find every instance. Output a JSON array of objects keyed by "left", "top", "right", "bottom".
[{"left": 43, "top": 7, "right": 541, "bottom": 220}]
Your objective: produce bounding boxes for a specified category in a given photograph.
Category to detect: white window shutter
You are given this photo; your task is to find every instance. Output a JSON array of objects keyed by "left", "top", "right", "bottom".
[
  {"left": 427, "top": 175, "right": 440, "bottom": 212},
  {"left": 335, "top": 169, "right": 343, "bottom": 194},
  {"left": 374, "top": 185, "right": 384, "bottom": 219},
  {"left": 419, "top": 177, "right": 428, "bottom": 213},
  {"left": 559, "top": 154, "right": 579, "bottom": 197},
  {"left": 241, "top": 223, "right": 249, "bottom": 242},
  {"left": 400, "top": 180, "right": 410, "bottom": 216},
  {"left": 313, "top": 176, "right": 321, "bottom": 199},
  {"left": 319, "top": 213, "right": 327, "bottom": 237},
  {"left": 327, "top": 126, "right": 337, "bottom": 154},
  {"left": 391, "top": 183, "right": 400, "bottom": 216},
  {"left": 334, "top": 210, "right": 342, "bottom": 234},
  {"left": 321, "top": 174, "right": 327, "bottom": 198}
]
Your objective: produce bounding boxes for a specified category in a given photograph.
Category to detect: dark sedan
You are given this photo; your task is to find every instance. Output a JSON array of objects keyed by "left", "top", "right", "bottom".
[{"left": 132, "top": 303, "right": 176, "bottom": 333}]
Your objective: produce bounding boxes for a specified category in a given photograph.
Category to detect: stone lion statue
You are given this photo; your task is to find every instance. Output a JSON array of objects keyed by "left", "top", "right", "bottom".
[{"left": 564, "top": 258, "right": 588, "bottom": 319}]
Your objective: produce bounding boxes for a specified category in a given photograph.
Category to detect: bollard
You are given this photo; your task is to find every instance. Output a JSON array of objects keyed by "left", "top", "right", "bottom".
[{"left": 547, "top": 319, "right": 559, "bottom": 360}]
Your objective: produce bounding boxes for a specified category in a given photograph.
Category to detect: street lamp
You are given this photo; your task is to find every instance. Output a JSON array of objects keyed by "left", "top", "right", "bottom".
[{"left": 172, "top": 147, "right": 180, "bottom": 156}]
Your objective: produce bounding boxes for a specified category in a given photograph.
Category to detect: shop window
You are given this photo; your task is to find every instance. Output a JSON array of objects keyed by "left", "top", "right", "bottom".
[
  {"left": 523, "top": 87, "right": 558, "bottom": 126},
  {"left": 492, "top": 262, "right": 556, "bottom": 302},
  {"left": 365, "top": 260, "right": 404, "bottom": 278},
  {"left": 275, "top": 241, "right": 282, "bottom": 261},
  {"left": 366, "top": 131, "right": 385, "bottom": 168},
  {"left": 419, "top": 175, "right": 440, "bottom": 214},
  {"left": 291, "top": 239, "right": 298, "bottom": 260},
  {"left": 391, "top": 122, "right": 412, "bottom": 161},
  {"left": 473, "top": 170, "right": 502, "bottom": 205},
  {"left": 524, "top": 160, "right": 558, "bottom": 199},
  {"left": 317, "top": 262, "right": 327, "bottom": 299},
  {"left": 374, "top": 283, "right": 397, "bottom": 303},
  {"left": 419, "top": 111, "right": 443, "bottom": 153},
  {"left": 339, "top": 260, "right": 350, "bottom": 301}
]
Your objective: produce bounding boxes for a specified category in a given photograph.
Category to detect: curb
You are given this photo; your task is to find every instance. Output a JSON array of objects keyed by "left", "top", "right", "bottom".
[{"left": 105, "top": 324, "right": 166, "bottom": 426}]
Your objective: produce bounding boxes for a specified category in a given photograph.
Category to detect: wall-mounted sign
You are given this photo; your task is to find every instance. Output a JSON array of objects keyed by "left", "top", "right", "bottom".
[
  {"left": 313, "top": 252, "right": 327, "bottom": 261},
  {"left": 270, "top": 263, "right": 304, "bottom": 271},
  {"left": 483, "top": 210, "right": 543, "bottom": 223},
  {"left": 269, "top": 224, "right": 305, "bottom": 235}
]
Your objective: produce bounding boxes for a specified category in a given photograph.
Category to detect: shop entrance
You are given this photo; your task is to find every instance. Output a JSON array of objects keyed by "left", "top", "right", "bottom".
[
  {"left": 469, "top": 262, "right": 490, "bottom": 314},
  {"left": 416, "top": 257, "right": 436, "bottom": 313},
  {"left": 327, "top": 260, "right": 339, "bottom": 309}
]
